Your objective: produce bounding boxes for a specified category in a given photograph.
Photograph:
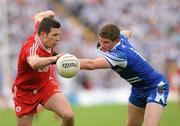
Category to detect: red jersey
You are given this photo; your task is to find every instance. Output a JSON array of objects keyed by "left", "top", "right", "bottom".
[{"left": 14, "top": 23, "right": 54, "bottom": 90}]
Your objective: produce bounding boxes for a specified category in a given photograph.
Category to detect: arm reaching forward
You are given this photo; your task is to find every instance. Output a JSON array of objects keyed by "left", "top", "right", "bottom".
[
  {"left": 27, "top": 53, "right": 64, "bottom": 69},
  {"left": 79, "top": 57, "right": 111, "bottom": 70}
]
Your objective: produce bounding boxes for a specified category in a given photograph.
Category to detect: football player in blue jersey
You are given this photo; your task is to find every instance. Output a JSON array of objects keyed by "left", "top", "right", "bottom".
[{"left": 79, "top": 24, "right": 169, "bottom": 126}]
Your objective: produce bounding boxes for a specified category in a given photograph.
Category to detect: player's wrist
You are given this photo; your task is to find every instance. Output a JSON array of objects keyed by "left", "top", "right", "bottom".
[
  {"left": 50, "top": 56, "right": 58, "bottom": 65},
  {"left": 50, "top": 53, "right": 64, "bottom": 65}
]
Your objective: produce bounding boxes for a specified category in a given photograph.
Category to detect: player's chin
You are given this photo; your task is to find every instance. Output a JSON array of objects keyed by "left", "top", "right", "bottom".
[
  {"left": 103, "top": 50, "right": 109, "bottom": 52},
  {"left": 101, "top": 48, "right": 108, "bottom": 52},
  {"left": 52, "top": 43, "right": 57, "bottom": 47}
]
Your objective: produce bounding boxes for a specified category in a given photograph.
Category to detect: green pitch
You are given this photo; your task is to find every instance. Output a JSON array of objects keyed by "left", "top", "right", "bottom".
[{"left": 0, "top": 102, "right": 179, "bottom": 126}]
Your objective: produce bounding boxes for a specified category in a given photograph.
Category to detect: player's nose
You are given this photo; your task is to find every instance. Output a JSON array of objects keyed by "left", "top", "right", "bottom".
[{"left": 56, "top": 36, "right": 60, "bottom": 41}]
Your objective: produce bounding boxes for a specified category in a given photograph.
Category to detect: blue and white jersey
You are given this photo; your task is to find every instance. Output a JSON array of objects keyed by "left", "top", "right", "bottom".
[{"left": 105, "top": 33, "right": 164, "bottom": 88}]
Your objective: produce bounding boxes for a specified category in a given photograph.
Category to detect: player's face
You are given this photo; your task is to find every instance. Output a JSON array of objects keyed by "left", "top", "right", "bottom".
[
  {"left": 44, "top": 28, "right": 61, "bottom": 48},
  {"left": 98, "top": 37, "right": 115, "bottom": 52}
]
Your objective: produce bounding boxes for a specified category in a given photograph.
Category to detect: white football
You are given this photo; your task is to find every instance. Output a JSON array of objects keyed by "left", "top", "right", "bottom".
[{"left": 56, "top": 54, "right": 80, "bottom": 78}]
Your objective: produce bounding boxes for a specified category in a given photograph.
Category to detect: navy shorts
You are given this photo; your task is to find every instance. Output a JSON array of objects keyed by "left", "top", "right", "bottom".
[{"left": 129, "top": 80, "right": 169, "bottom": 108}]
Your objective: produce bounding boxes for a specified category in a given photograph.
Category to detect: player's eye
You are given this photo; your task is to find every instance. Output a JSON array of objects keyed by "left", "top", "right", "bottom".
[{"left": 52, "top": 34, "right": 59, "bottom": 37}]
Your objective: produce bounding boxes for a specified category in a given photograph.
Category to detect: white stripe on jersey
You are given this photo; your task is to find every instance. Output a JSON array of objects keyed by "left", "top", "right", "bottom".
[
  {"left": 155, "top": 81, "right": 165, "bottom": 104},
  {"left": 105, "top": 56, "right": 127, "bottom": 68},
  {"left": 30, "top": 42, "right": 38, "bottom": 56},
  {"left": 129, "top": 79, "right": 142, "bottom": 83},
  {"left": 121, "top": 33, "right": 128, "bottom": 39},
  {"left": 30, "top": 44, "right": 33, "bottom": 56},
  {"left": 127, "top": 77, "right": 139, "bottom": 81}
]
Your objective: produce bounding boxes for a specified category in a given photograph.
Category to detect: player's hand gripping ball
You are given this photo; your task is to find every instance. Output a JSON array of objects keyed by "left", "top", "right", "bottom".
[{"left": 56, "top": 54, "right": 80, "bottom": 78}]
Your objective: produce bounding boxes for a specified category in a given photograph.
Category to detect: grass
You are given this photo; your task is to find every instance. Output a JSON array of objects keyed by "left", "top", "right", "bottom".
[{"left": 0, "top": 102, "right": 179, "bottom": 126}]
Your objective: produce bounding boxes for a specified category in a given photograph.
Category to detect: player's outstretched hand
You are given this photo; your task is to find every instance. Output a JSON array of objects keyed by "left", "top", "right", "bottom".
[
  {"left": 51, "top": 52, "right": 64, "bottom": 64},
  {"left": 56, "top": 53, "right": 65, "bottom": 60}
]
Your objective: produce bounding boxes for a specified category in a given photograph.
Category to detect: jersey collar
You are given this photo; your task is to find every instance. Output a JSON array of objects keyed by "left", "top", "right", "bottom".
[{"left": 110, "top": 41, "right": 121, "bottom": 52}]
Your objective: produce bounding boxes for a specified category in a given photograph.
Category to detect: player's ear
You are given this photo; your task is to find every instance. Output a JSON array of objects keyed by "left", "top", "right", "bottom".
[
  {"left": 40, "top": 31, "right": 47, "bottom": 38},
  {"left": 97, "top": 42, "right": 100, "bottom": 49},
  {"left": 114, "top": 38, "right": 120, "bottom": 42},
  {"left": 97, "top": 42, "right": 102, "bottom": 50}
]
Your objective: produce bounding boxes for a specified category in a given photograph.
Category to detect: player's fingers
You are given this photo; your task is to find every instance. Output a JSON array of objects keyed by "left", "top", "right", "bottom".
[
  {"left": 57, "top": 53, "right": 65, "bottom": 59},
  {"left": 54, "top": 53, "right": 64, "bottom": 62}
]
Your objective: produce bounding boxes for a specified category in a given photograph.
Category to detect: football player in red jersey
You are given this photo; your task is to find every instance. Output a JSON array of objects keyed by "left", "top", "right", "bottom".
[{"left": 12, "top": 10, "right": 74, "bottom": 126}]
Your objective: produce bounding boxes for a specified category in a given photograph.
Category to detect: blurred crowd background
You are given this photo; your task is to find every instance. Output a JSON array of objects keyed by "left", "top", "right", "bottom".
[{"left": 0, "top": 0, "right": 180, "bottom": 108}]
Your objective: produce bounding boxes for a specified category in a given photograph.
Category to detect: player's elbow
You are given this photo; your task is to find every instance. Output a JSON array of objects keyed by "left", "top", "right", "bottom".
[
  {"left": 34, "top": 10, "right": 54, "bottom": 23},
  {"left": 27, "top": 60, "right": 39, "bottom": 69},
  {"left": 127, "top": 30, "right": 131, "bottom": 38},
  {"left": 84, "top": 65, "right": 95, "bottom": 70},
  {"left": 80, "top": 65, "right": 95, "bottom": 70},
  {"left": 121, "top": 30, "right": 131, "bottom": 38}
]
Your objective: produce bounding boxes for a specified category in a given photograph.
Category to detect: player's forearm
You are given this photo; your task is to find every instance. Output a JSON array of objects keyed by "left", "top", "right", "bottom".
[
  {"left": 79, "top": 59, "right": 95, "bottom": 70},
  {"left": 79, "top": 58, "right": 111, "bottom": 70},
  {"left": 27, "top": 55, "right": 57, "bottom": 69}
]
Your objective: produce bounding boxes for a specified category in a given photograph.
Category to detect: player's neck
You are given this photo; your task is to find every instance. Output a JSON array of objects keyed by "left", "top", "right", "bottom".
[
  {"left": 114, "top": 41, "right": 120, "bottom": 47},
  {"left": 35, "top": 35, "right": 51, "bottom": 53},
  {"left": 111, "top": 41, "right": 121, "bottom": 51}
]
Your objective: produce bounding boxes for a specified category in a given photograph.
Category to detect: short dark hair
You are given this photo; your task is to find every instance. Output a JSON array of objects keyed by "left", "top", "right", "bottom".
[
  {"left": 99, "top": 24, "right": 120, "bottom": 41},
  {"left": 38, "top": 17, "right": 61, "bottom": 35}
]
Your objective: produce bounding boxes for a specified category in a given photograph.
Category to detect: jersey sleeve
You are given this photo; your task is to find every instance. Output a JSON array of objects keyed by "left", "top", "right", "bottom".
[
  {"left": 120, "top": 33, "right": 133, "bottom": 48},
  {"left": 120, "top": 33, "right": 128, "bottom": 39},
  {"left": 20, "top": 46, "right": 31, "bottom": 62},
  {"left": 21, "top": 43, "right": 38, "bottom": 62},
  {"left": 105, "top": 50, "right": 127, "bottom": 68},
  {"left": 35, "top": 21, "right": 40, "bottom": 32}
]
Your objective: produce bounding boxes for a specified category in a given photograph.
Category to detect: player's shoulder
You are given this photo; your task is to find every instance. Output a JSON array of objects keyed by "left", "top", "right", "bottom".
[
  {"left": 19, "top": 33, "right": 37, "bottom": 55},
  {"left": 107, "top": 50, "right": 127, "bottom": 63},
  {"left": 120, "top": 33, "right": 128, "bottom": 40},
  {"left": 109, "top": 44, "right": 127, "bottom": 58},
  {"left": 112, "top": 42, "right": 126, "bottom": 52},
  {"left": 23, "top": 33, "right": 36, "bottom": 47}
]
